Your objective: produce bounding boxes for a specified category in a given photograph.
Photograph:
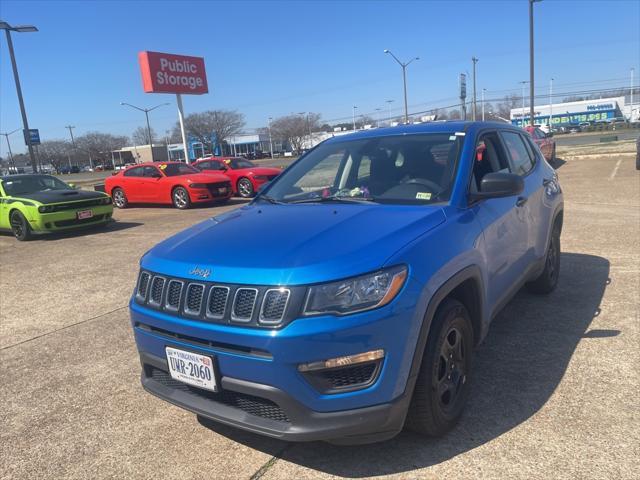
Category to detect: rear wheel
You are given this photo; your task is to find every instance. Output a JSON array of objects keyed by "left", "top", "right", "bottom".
[
  {"left": 237, "top": 177, "right": 254, "bottom": 198},
  {"left": 527, "top": 224, "right": 561, "bottom": 294},
  {"left": 172, "top": 186, "right": 191, "bottom": 209},
  {"left": 112, "top": 188, "right": 128, "bottom": 208},
  {"left": 405, "top": 298, "right": 473, "bottom": 436},
  {"left": 10, "top": 210, "right": 32, "bottom": 241}
]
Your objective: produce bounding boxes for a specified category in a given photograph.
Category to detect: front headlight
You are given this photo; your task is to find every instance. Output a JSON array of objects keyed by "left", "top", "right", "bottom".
[
  {"left": 304, "top": 266, "right": 407, "bottom": 316},
  {"left": 38, "top": 205, "right": 54, "bottom": 213}
]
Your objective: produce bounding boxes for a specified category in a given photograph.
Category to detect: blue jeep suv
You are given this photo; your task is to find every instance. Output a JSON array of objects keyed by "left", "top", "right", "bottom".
[{"left": 131, "top": 121, "right": 563, "bottom": 444}]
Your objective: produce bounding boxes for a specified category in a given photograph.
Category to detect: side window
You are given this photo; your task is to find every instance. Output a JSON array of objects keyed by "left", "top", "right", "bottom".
[
  {"left": 210, "top": 161, "right": 225, "bottom": 171},
  {"left": 501, "top": 131, "right": 534, "bottom": 176},
  {"left": 196, "top": 161, "right": 210, "bottom": 170},
  {"left": 293, "top": 150, "right": 345, "bottom": 192},
  {"left": 356, "top": 155, "right": 371, "bottom": 182},
  {"left": 143, "top": 166, "right": 160, "bottom": 177},
  {"left": 471, "top": 132, "right": 510, "bottom": 191},
  {"left": 124, "top": 167, "right": 144, "bottom": 177}
]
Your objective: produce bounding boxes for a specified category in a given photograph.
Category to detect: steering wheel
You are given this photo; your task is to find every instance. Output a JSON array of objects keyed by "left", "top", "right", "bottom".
[{"left": 404, "top": 178, "right": 442, "bottom": 193}]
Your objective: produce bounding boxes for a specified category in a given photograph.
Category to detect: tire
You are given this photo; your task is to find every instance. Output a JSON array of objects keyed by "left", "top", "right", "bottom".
[
  {"left": 237, "top": 177, "right": 255, "bottom": 198},
  {"left": 405, "top": 298, "right": 473, "bottom": 437},
  {"left": 172, "top": 186, "right": 191, "bottom": 209},
  {"left": 112, "top": 188, "right": 128, "bottom": 209},
  {"left": 527, "top": 224, "right": 561, "bottom": 294},
  {"left": 10, "top": 210, "right": 32, "bottom": 241}
]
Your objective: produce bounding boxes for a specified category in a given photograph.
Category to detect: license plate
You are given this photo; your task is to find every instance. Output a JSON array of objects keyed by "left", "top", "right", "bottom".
[
  {"left": 77, "top": 209, "right": 93, "bottom": 219},
  {"left": 165, "top": 347, "right": 217, "bottom": 392}
]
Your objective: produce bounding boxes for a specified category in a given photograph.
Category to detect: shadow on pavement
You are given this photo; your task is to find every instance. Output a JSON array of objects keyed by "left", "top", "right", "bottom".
[
  {"left": 199, "top": 252, "right": 610, "bottom": 477},
  {"left": 551, "top": 157, "right": 567, "bottom": 169},
  {"left": 122, "top": 198, "right": 250, "bottom": 210}
]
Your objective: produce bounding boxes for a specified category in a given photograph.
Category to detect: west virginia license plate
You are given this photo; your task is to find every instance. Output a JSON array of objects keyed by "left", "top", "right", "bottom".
[{"left": 165, "top": 347, "right": 217, "bottom": 392}]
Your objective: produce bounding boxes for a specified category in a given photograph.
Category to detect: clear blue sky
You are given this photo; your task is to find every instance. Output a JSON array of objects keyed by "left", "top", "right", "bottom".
[{"left": 1, "top": 0, "right": 638, "bottom": 155}]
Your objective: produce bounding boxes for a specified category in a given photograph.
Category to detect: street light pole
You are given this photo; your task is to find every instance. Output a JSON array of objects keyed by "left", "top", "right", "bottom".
[
  {"left": 471, "top": 57, "right": 479, "bottom": 121},
  {"left": 481, "top": 88, "right": 486, "bottom": 121},
  {"left": 384, "top": 50, "right": 419, "bottom": 124},
  {"left": 631, "top": 68, "right": 635, "bottom": 119},
  {"left": 519, "top": 81, "right": 529, "bottom": 126},
  {"left": 375, "top": 108, "right": 381, "bottom": 128},
  {"left": 1, "top": 21, "right": 39, "bottom": 173},
  {"left": 352, "top": 105, "right": 357, "bottom": 130},
  {"left": 386, "top": 100, "right": 394, "bottom": 125},
  {"left": 549, "top": 78, "right": 554, "bottom": 130},
  {"left": 120, "top": 102, "right": 169, "bottom": 161},
  {"left": 529, "top": 0, "right": 542, "bottom": 128},
  {"left": 268, "top": 117, "right": 274, "bottom": 159}
]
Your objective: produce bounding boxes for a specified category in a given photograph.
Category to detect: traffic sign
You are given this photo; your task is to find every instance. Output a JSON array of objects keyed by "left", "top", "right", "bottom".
[{"left": 24, "top": 129, "right": 40, "bottom": 145}]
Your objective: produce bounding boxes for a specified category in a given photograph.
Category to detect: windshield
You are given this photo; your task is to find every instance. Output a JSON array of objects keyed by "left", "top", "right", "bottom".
[
  {"left": 1, "top": 175, "right": 72, "bottom": 196},
  {"left": 263, "top": 133, "right": 463, "bottom": 204},
  {"left": 161, "top": 163, "right": 199, "bottom": 176},
  {"left": 228, "top": 158, "right": 255, "bottom": 169}
]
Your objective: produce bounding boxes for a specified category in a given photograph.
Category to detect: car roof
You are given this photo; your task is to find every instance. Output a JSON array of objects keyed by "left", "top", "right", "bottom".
[
  {"left": 0, "top": 173, "right": 54, "bottom": 182},
  {"left": 322, "top": 121, "right": 519, "bottom": 144}
]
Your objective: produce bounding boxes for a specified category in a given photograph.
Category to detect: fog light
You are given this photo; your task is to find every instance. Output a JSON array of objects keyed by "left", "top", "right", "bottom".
[{"left": 298, "top": 349, "right": 384, "bottom": 372}]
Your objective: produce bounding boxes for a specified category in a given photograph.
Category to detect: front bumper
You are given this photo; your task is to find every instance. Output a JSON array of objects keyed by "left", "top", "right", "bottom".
[
  {"left": 140, "top": 351, "right": 409, "bottom": 443},
  {"left": 131, "top": 275, "right": 424, "bottom": 442},
  {"left": 30, "top": 205, "right": 114, "bottom": 232}
]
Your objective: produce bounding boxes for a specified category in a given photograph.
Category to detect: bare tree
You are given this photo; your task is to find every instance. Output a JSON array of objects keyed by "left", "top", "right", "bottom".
[
  {"left": 171, "top": 110, "right": 245, "bottom": 152},
  {"left": 270, "top": 113, "right": 321, "bottom": 152},
  {"left": 131, "top": 126, "right": 156, "bottom": 146},
  {"left": 75, "top": 132, "right": 129, "bottom": 165},
  {"left": 37, "top": 140, "right": 74, "bottom": 172}
]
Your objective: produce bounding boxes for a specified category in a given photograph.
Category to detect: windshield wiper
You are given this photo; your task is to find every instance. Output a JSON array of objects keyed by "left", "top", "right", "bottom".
[
  {"left": 287, "top": 195, "right": 376, "bottom": 204},
  {"left": 256, "top": 194, "right": 287, "bottom": 205}
]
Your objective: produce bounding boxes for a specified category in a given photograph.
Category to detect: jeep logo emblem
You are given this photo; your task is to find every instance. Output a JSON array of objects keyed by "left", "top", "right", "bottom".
[{"left": 189, "top": 266, "right": 211, "bottom": 279}]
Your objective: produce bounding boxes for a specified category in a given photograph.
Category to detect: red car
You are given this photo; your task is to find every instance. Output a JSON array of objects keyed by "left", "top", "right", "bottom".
[
  {"left": 524, "top": 126, "right": 556, "bottom": 162},
  {"left": 192, "top": 157, "right": 282, "bottom": 198},
  {"left": 105, "top": 162, "right": 232, "bottom": 209}
]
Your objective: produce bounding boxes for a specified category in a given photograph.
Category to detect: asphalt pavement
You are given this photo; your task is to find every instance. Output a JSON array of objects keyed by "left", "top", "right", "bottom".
[{"left": 1, "top": 152, "right": 638, "bottom": 479}]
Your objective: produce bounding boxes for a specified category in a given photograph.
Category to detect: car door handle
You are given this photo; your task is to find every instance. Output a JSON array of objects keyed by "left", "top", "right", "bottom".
[{"left": 516, "top": 196, "right": 528, "bottom": 207}]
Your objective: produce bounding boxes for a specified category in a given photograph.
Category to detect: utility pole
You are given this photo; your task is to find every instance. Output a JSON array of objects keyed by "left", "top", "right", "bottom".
[
  {"left": 375, "top": 108, "right": 382, "bottom": 128},
  {"left": 1, "top": 128, "right": 20, "bottom": 171},
  {"left": 631, "top": 68, "right": 635, "bottom": 120},
  {"left": 352, "top": 105, "right": 357, "bottom": 130},
  {"left": 471, "top": 57, "right": 479, "bottom": 121},
  {"left": 120, "top": 102, "right": 169, "bottom": 162},
  {"left": 1, "top": 22, "right": 39, "bottom": 173},
  {"left": 529, "top": 0, "right": 542, "bottom": 128}
]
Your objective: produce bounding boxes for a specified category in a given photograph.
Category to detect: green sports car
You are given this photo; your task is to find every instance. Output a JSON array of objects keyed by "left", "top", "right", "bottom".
[{"left": 0, "top": 174, "right": 114, "bottom": 241}]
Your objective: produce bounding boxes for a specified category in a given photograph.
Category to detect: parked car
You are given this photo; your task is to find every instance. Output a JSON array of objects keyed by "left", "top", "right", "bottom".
[
  {"left": 129, "top": 121, "right": 563, "bottom": 444},
  {"left": 192, "top": 156, "right": 282, "bottom": 198},
  {"left": 0, "top": 174, "right": 113, "bottom": 241},
  {"left": 567, "top": 124, "right": 582, "bottom": 133},
  {"left": 524, "top": 125, "right": 556, "bottom": 162},
  {"left": 104, "top": 161, "right": 232, "bottom": 209}
]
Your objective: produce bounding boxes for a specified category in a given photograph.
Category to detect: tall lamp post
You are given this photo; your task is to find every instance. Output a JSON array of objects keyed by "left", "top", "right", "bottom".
[
  {"left": 1, "top": 21, "right": 39, "bottom": 173},
  {"left": 385, "top": 100, "right": 394, "bottom": 125},
  {"left": 519, "top": 80, "right": 529, "bottom": 127},
  {"left": 549, "top": 78, "right": 554, "bottom": 130},
  {"left": 267, "top": 117, "right": 274, "bottom": 159},
  {"left": 481, "top": 88, "right": 487, "bottom": 121},
  {"left": 529, "top": 0, "right": 542, "bottom": 128},
  {"left": 352, "top": 105, "right": 358, "bottom": 130},
  {"left": 471, "top": 57, "right": 479, "bottom": 121},
  {"left": 120, "top": 102, "right": 169, "bottom": 161},
  {"left": 1, "top": 128, "right": 20, "bottom": 171},
  {"left": 383, "top": 50, "right": 419, "bottom": 124}
]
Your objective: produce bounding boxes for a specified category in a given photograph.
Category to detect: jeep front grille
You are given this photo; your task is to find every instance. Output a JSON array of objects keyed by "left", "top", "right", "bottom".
[{"left": 134, "top": 271, "right": 305, "bottom": 328}]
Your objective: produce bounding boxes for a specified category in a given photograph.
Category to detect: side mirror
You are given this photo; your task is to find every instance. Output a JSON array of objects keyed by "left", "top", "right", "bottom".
[
  {"left": 470, "top": 172, "right": 524, "bottom": 201},
  {"left": 151, "top": 172, "right": 162, "bottom": 179}
]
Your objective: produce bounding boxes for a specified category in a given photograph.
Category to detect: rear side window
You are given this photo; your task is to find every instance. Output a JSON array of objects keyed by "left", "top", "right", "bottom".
[
  {"left": 501, "top": 131, "right": 534, "bottom": 175},
  {"left": 124, "top": 167, "right": 143, "bottom": 177}
]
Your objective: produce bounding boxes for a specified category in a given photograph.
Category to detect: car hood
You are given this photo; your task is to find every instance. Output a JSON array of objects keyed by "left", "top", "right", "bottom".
[
  {"left": 12, "top": 189, "right": 107, "bottom": 205},
  {"left": 237, "top": 167, "right": 281, "bottom": 176},
  {"left": 141, "top": 203, "right": 446, "bottom": 285}
]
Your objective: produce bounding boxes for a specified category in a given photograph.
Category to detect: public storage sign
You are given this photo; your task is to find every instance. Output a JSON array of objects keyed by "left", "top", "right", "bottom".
[{"left": 138, "top": 51, "right": 208, "bottom": 95}]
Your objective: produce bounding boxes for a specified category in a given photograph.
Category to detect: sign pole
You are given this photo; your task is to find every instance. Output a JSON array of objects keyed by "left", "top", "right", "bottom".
[{"left": 176, "top": 93, "right": 189, "bottom": 164}]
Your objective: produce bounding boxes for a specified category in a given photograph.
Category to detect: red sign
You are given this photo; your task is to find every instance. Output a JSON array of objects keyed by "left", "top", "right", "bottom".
[{"left": 138, "top": 51, "right": 208, "bottom": 95}]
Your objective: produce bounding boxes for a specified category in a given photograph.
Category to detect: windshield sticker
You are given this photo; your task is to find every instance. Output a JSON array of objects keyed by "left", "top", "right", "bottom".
[
  {"left": 159, "top": 164, "right": 167, "bottom": 170},
  {"left": 449, "top": 135, "right": 457, "bottom": 141},
  {"left": 416, "top": 192, "right": 432, "bottom": 200},
  {"left": 224, "top": 159, "right": 231, "bottom": 164}
]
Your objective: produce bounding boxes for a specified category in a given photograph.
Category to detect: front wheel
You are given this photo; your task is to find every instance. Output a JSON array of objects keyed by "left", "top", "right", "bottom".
[
  {"left": 237, "top": 177, "right": 255, "bottom": 198},
  {"left": 10, "top": 210, "right": 33, "bottom": 241},
  {"left": 405, "top": 298, "right": 473, "bottom": 437},
  {"left": 172, "top": 186, "right": 191, "bottom": 209},
  {"left": 112, "top": 188, "right": 128, "bottom": 208}
]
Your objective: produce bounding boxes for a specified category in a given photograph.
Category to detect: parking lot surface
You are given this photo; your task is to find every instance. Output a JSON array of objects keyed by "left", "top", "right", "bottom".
[{"left": 1, "top": 153, "right": 638, "bottom": 479}]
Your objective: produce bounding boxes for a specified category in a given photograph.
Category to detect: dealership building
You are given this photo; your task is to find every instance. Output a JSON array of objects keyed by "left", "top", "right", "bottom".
[{"left": 510, "top": 96, "right": 627, "bottom": 127}]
